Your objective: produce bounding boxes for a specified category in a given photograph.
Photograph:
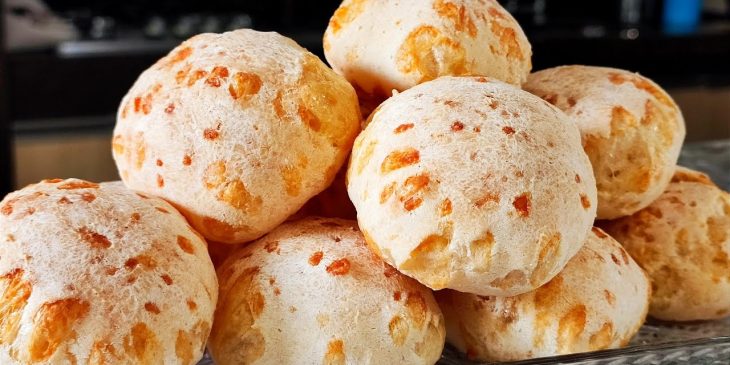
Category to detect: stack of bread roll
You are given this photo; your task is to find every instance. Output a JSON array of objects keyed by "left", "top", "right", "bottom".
[{"left": 1, "top": 1, "right": 728, "bottom": 364}]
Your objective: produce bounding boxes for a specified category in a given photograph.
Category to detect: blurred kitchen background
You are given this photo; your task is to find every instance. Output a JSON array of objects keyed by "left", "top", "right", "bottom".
[{"left": 1, "top": 0, "right": 729, "bottom": 196}]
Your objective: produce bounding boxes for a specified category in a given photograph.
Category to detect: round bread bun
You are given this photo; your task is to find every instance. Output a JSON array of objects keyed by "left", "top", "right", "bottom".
[
  {"left": 112, "top": 29, "right": 361, "bottom": 244},
  {"left": 524, "top": 65, "right": 686, "bottom": 220},
  {"left": 209, "top": 217, "right": 445, "bottom": 365},
  {"left": 323, "top": 0, "right": 532, "bottom": 108},
  {"left": 436, "top": 227, "right": 650, "bottom": 362},
  {"left": 601, "top": 167, "right": 730, "bottom": 321},
  {"left": 347, "top": 76, "right": 597, "bottom": 296},
  {"left": 0, "top": 179, "right": 217, "bottom": 365}
]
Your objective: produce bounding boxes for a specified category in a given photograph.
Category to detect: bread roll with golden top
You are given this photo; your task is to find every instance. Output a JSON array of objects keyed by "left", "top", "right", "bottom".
[
  {"left": 112, "top": 29, "right": 361, "bottom": 244},
  {"left": 209, "top": 217, "right": 445, "bottom": 365},
  {"left": 436, "top": 227, "right": 650, "bottom": 362},
  {"left": 323, "top": 0, "right": 532, "bottom": 108},
  {"left": 602, "top": 167, "right": 730, "bottom": 321},
  {"left": 524, "top": 65, "right": 686, "bottom": 219},
  {"left": 347, "top": 76, "right": 597, "bottom": 296},
  {"left": 0, "top": 179, "right": 217, "bottom": 365}
]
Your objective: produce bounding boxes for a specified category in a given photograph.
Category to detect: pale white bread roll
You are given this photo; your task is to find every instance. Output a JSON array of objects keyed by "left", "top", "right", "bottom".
[
  {"left": 436, "top": 227, "right": 650, "bottom": 362},
  {"left": 602, "top": 167, "right": 730, "bottom": 321},
  {"left": 347, "top": 76, "right": 597, "bottom": 296},
  {"left": 112, "top": 29, "right": 361, "bottom": 244},
  {"left": 323, "top": 0, "right": 532, "bottom": 108},
  {"left": 209, "top": 217, "right": 445, "bottom": 365},
  {"left": 0, "top": 179, "right": 217, "bottom": 365},
  {"left": 524, "top": 65, "right": 686, "bottom": 220}
]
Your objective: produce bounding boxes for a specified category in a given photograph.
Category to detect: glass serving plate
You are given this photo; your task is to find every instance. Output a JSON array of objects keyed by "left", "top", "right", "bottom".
[{"left": 198, "top": 139, "right": 730, "bottom": 365}]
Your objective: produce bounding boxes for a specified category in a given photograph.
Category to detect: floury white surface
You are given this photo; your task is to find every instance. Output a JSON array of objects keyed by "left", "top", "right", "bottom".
[
  {"left": 347, "top": 77, "right": 597, "bottom": 297},
  {"left": 0, "top": 179, "right": 217, "bottom": 365},
  {"left": 112, "top": 29, "right": 361, "bottom": 244},
  {"left": 524, "top": 66, "right": 686, "bottom": 220},
  {"left": 209, "top": 217, "right": 445, "bottom": 365}
]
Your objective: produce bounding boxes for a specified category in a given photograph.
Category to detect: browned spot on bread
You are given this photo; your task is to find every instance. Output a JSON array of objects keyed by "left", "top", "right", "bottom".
[
  {"left": 57, "top": 180, "right": 99, "bottom": 190},
  {"left": 229, "top": 72, "right": 262, "bottom": 101},
  {"left": 201, "top": 217, "right": 241, "bottom": 242},
  {"left": 203, "top": 128, "right": 220, "bottom": 140},
  {"left": 406, "top": 291, "right": 428, "bottom": 328},
  {"left": 28, "top": 298, "right": 90, "bottom": 361},
  {"left": 77, "top": 227, "right": 111, "bottom": 249},
  {"left": 144, "top": 302, "right": 160, "bottom": 314},
  {"left": 475, "top": 192, "right": 500, "bottom": 208},
  {"left": 205, "top": 66, "right": 229, "bottom": 88},
  {"left": 156, "top": 159, "right": 164, "bottom": 167},
  {"left": 557, "top": 305, "right": 587, "bottom": 353},
  {"left": 177, "top": 235, "right": 195, "bottom": 254},
  {"left": 309, "top": 251, "right": 324, "bottom": 266},
  {"left": 394, "top": 123, "right": 414, "bottom": 133},
  {"left": 513, "top": 193, "right": 531, "bottom": 217},
  {"left": 182, "top": 155, "right": 192, "bottom": 166},
  {"left": 165, "top": 103, "right": 175, "bottom": 114},
  {"left": 123, "top": 323, "right": 162, "bottom": 363},
  {"left": 381, "top": 148, "right": 420, "bottom": 174},
  {"left": 124, "top": 255, "right": 156, "bottom": 271},
  {"left": 0, "top": 269, "right": 31, "bottom": 345},
  {"left": 389, "top": 315, "right": 409, "bottom": 346},
  {"left": 434, "top": 0, "right": 477, "bottom": 37},
  {"left": 218, "top": 180, "right": 263, "bottom": 213},
  {"left": 165, "top": 47, "right": 192, "bottom": 68},
  {"left": 298, "top": 104, "right": 321, "bottom": 131},
  {"left": 380, "top": 182, "right": 397, "bottom": 204},
  {"left": 502, "top": 126, "right": 515, "bottom": 135},
  {"left": 399, "top": 174, "right": 430, "bottom": 212},
  {"left": 575, "top": 174, "right": 582, "bottom": 183},
  {"left": 326, "top": 258, "right": 351, "bottom": 276},
  {"left": 531, "top": 233, "right": 561, "bottom": 286},
  {"left": 187, "top": 70, "right": 208, "bottom": 87},
  {"left": 186, "top": 299, "right": 197, "bottom": 311},
  {"left": 155, "top": 207, "right": 170, "bottom": 214},
  {"left": 604, "top": 289, "right": 616, "bottom": 306},
  {"left": 324, "top": 339, "right": 345, "bottom": 365},
  {"left": 161, "top": 274, "right": 173, "bottom": 286},
  {"left": 396, "top": 25, "right": 467, "bottom": 83},
  {"left": 393, "top": 291, "right": 402, "bottom": 301},
  {"left": 439, "top": 198, "right": 453, "bottom": 216},
  {"left": 490, "top": 18, "right": 524, "bottom": 60},
  {"left": 175, "top": 330, "right": 194, "bottom": 365},
  {"left": 451, "top": 121, "right": 465, "bottom": 131},
  {"left": 156, "top": 174, "right": 165, "bottom": 188},
  {"left": 580, "top": 194, "right": 591, "bottom": 209},
  {"left": 203, "top": 161, "right": 227, "bottom": 189},
  {"left": 328, "top": 0, "right": 366, "bottom": 34},
  {"left": 671, "top": 169, "right": 714, "bottom": 186},
  {"left": 281, "top": 160, "right": 305, "bottom": 197}
]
